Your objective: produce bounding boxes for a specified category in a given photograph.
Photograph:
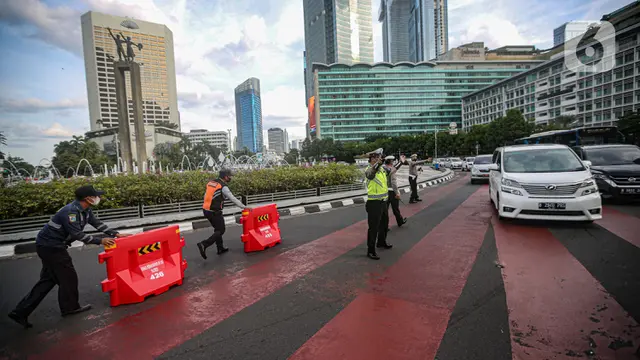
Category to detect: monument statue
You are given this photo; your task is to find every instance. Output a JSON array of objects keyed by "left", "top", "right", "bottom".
[
  {"left": 107, "top": 28, "right": 125, "bottom": 61},
  {"left": 107, "top": 27, "right": 143, "bottom": 62}
]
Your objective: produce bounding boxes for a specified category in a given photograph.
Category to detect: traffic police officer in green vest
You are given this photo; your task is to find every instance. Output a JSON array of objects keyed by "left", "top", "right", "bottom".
[{"left": 364, "top": 148, "right": 392, "bottom": 260}]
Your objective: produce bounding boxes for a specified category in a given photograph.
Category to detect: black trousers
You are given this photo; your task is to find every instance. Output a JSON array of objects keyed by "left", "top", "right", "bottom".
[
  {"left": 201, "top": 209, "right": 226, "bottom": 250},
  {"left": 13, "top": 246, "right": 80, "bottom": 317},
  {"left": 387, "top": 191, "right": 404, "bottom": 225},
  {"left": 365, "top": 199, "right": 389, "bottom": 253},
  {"left": 409, "top": 176, "right": 419, "bottom": 201}
]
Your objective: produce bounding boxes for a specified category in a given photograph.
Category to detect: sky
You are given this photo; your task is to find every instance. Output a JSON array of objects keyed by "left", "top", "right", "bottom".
[{"left": 0, "top": 0, "right": 631, "bottom": 164}]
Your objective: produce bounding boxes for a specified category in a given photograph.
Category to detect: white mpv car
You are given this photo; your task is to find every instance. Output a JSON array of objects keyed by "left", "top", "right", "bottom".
[{"left": 488, "top": 144, "right": 602, "bottom": 222}]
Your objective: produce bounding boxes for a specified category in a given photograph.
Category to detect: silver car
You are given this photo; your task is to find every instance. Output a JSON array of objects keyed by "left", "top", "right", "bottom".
[
  {"left": 463, "top": 157, "right": 475, "bottom": 171},
  {"left": 470, "top": 154, "right": 493, "bottom": 184}
]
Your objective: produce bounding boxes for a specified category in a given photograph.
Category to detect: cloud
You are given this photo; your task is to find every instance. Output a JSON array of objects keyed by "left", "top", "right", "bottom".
[
  {"left": 0, "top": 119, "right": 78, "bottom": 139},
  {"left": 0, "top": 97, "right": 86, "bottom": 113},
  {"left": 0, "top": 0, "right": 83, "bottom": 54},
  {"left": 42, "top": 123, "right": 75, "bottom": 137}
]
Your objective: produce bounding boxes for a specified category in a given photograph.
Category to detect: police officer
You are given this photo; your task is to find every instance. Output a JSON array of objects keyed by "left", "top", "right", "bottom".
[
  {"left": 8, "top": 185, "right": 127, "bottom": 329},
  {"left": 364, "top": 148, "right": 392, "bottom": 260},
  {"left": 383, "top": 155, "right": 407, "bottom": 228},
  {"left": 405, "top": 154, "right": 428, "bottom": 203},
  {"left": 197, "top": 169, "right": 250, "bottom": 259}
]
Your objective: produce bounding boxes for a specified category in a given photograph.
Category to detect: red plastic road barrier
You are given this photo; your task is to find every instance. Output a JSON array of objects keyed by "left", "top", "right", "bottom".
[
  {"left": 98, "top": 225, "right": 188, "bottom": 307},
  {"left": 239, "top": 204, "right": 282, "bottom": 253}
]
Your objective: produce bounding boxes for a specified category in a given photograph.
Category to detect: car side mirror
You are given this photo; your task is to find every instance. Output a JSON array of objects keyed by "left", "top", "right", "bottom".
[
  {"left": 487, "top": 163, "right": 500, "bottom": 172},
  {"left": 583, "top": 160, "right": 592, "bottom": 168}
]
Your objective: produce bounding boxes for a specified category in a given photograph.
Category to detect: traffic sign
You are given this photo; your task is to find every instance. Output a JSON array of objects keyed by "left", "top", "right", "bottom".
[{"left": 256, "top": 152, "right": 263, "bottom": 163}]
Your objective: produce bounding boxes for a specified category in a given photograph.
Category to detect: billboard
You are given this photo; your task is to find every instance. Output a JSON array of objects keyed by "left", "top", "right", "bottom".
[{"left": 308, "top": 96, "right": 317, "bottom": 134}]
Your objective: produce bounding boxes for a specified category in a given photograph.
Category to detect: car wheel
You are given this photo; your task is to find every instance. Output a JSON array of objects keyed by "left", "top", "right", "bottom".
[{"left": 470, "top": 179, "right": 476, "bottom": 185}]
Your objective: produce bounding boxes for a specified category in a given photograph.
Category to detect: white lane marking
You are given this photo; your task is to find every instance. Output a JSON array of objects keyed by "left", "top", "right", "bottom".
[
  {"left": 289, "top": 207, "right": 305, "bottom": 216},
  {"left": 224, "top": 217, "right": 236, "bottom": 225},
  {"left": 120, "top": 228, "right": 143, "bottom": 235}
]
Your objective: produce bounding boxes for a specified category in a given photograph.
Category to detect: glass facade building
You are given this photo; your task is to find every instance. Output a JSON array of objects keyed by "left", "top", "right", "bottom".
[
  {"left": 312, "top": 61, "right": 542, "bottom": 141},
  {"left": 303, "top": 0, "right": 374, "bottom": 107},
  {"left": 235, "top": 78, "right": 264, "bottom": 153}
]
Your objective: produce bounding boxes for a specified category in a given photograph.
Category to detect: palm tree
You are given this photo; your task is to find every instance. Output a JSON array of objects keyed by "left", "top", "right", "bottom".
[{"left": 0, "top": 131, "right": 6, "bottom": 158}]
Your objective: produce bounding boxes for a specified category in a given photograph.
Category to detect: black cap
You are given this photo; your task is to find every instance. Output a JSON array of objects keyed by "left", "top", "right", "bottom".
[
  {"left": 75, "top": 185, "right": 105, "bottom": 200},
  {"left": 219, "top": 169, "right": 233, "bottom": 178}
]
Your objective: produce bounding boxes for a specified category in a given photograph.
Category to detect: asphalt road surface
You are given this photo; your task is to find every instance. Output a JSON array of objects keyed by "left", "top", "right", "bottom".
[{"left": 0, "top": 172, "right": 639, "bottom": 360}]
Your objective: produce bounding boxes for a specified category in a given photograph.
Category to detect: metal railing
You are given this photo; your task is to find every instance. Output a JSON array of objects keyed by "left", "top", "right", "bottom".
[{"left": 0, "top": 182, "right": 366, "bottom": 235}]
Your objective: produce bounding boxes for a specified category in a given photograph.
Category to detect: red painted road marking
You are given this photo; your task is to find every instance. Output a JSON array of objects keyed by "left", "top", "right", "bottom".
[
  {"left": 289, "top": 187, "right": 492, "bottom": 360},
  {"left": 597, "top": 206, "right": 640, "bottom": 248},
  {"left": 27, "top": 175, "right": 469, "bottom": 359},
  {"left": 492, "top": 218, "right": 640, "bottom": 359}
]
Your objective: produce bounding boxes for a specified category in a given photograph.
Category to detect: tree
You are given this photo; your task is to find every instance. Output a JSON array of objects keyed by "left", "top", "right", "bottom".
[
  {"left": 284, "top": 149, "right": 300, "bottom": 165},
  {"left": 617, "top": 110, "right": 640, "bottom": 145},
  {"left": 52, "top": 137, "right": 112, "bottom": 177},
  {"left": 0, "top": 131, "right": 6, "bottom": 159}
]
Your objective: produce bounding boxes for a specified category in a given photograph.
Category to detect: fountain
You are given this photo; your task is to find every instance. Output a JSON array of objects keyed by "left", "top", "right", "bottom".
[
  {"left": 180, "top": 155, "right": 193, "bottom": 171},
  {"left": 75, "top": 158, "right": 95, "bottom": 178}
]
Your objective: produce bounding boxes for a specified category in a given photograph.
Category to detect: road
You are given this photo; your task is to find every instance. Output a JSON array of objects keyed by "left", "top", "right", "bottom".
[{"left": 0, "top": 172, "right": 638, "bottom": 360}]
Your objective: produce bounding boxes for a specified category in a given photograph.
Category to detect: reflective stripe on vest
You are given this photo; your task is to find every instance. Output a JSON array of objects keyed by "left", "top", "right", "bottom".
[
  {"left": 366, "top": 167, "right": 388, "bottom": 201},
  {"left": 203, "top": 181, "right": 223, "bottom": 210}
]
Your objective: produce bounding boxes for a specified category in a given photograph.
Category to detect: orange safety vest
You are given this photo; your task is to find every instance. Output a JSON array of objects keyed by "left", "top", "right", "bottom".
[{"left": 202, "top": 179, "right": 225, "bottom": 211}]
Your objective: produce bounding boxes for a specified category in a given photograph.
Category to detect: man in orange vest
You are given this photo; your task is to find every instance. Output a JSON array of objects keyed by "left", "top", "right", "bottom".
[{"left": 197, "top": 169, "right": 250, "bottom": 259}]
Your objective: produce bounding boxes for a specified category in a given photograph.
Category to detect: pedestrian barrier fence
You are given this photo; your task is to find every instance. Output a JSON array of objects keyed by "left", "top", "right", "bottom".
[
  {"left": 239, "top": 204, "right": 282, "bottom": 253},
  {"left": 98, "top": 225, "right": 188, "bottom": 307},
  {"left": 0, "top": 183, "right": 365, "bottom": 234}
]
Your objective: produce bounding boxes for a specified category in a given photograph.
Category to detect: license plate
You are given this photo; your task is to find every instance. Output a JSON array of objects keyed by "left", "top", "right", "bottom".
[
  {"left": 538, "top": 202, "right": 566, "bottom": 210},
  {"left": 620, "top": 188, "right": 640, "bottom": 194}
]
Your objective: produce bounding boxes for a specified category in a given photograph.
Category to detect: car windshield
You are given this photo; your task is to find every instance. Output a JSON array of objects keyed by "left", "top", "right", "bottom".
[
  {"left": 450, "top": 158, "right": 462, "bottom": 161},
  {"left": 473, "top": 156, "right": 492, "bottom": 164},
  {"left": 584, "top": 146, "right": 640, "bottom": 166},
  {"left": 503, "top": 148, "right": 585, "bottom": 173},
  {"left": 466, "top": 157, "right": 475, "bottom": 162}
]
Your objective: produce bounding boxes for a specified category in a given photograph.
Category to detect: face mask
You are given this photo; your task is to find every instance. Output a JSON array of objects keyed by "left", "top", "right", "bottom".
[{"left": 87, "top": 196, "right": 101, "bottom": 206}]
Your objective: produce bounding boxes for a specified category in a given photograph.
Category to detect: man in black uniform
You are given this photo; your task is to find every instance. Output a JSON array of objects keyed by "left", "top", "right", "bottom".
[{"left": 7, "top": 185, "right": 127, "bottom": 328}]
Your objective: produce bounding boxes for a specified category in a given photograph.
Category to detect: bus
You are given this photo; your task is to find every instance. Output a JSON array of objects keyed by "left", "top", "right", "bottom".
[{"left": 514, "top": 126, "right": 624, "bottom": 146}]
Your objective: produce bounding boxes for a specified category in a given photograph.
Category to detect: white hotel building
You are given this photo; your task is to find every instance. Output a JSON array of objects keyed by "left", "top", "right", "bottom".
[
  {"left": 80, "top": 11, "right": 181, "bottom": 159},
  {"left": 462, "top": 3, "right": 640, "bottom": 130},
  {"left": 184, "top": 129, "right": 230, "bottom": 149}
]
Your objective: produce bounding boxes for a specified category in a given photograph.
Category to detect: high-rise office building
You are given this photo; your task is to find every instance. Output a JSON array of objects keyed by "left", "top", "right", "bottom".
[
  {"left": 379, "top": 0, "right": 448, "bottom": 62},
  {"left": 553, "top": 21, "right": 592, "bottom": 47},
  {"left": 235, "top": 78, "right": 263, "bottom": 153},
  {"left": 81, "top": 11, "right": 179, "bottom": 131},
  {"left": 268, "top": 128, "right": 286, "bottom": 154},
  {"left": 303, "top": 0, "right": 374, "bottom": 106}
]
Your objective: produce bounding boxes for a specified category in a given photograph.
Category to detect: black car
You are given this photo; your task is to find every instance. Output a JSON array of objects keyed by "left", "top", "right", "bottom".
[{"left": 573, "top": 144, "right": 640, "bottom": 200}]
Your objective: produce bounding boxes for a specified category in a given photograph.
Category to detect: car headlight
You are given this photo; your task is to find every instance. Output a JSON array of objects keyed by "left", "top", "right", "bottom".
[
  {"left": 590, "top": 170, "right": 607, "bottom": 180},
  {"left": 501, "top": 178, "right": 522, "bottom": 188},
  {"left": 501, "top": 186, "right": 523, "bottom": 196},
  {"left": 471, "top": 167, "right": 479, "bottom": 173},
  {"left": 580, "top": 179, "right": 596, "bottom": 188}
]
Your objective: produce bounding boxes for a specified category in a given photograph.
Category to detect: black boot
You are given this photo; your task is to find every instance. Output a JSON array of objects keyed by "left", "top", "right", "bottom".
[
  {"left": 8, "top": 311, "right": 32, "bottom": 329},
  {"left": 197, "top": 242, "right": 207, "bottom": 259},
  {"left": 62, "top": 304, "right": 92, "bottom": 317},
  {"left": 377, "top": 243, "right": 393, "bottom": 249},
  {"left": 367, "top": 252, "right": 380, "bottom": 260},
  {"left": 398, "top": 218, "right": 407, "bottom": 227},
  {"left": 217, "top": 247, "right": 229, "bottom": 255}
]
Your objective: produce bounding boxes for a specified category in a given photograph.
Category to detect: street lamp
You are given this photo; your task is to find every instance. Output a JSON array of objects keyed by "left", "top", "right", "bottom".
[{"left": 227, "top": 129, "right": 232, "bottom": 153}]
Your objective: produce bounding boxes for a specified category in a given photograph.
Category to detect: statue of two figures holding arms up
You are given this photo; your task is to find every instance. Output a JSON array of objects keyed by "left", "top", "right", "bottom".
[{"left": 107, "top": 27, "right": 143, "bottom": 62}]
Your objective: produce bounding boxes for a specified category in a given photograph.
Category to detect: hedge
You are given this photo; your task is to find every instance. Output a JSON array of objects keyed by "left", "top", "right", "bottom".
[{"left": 0, "top": 164, "right": 361, "bottom": 219}]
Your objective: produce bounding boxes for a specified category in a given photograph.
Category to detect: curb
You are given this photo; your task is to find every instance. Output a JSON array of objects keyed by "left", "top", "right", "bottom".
[{"left": 1, "top": 172, "right": 455, "bottom": 259}]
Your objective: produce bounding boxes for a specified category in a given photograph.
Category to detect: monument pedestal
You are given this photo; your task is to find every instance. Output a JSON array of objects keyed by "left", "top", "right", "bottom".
[{"left": 114, "top": 60, "right": 147, "bottom": 173}]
